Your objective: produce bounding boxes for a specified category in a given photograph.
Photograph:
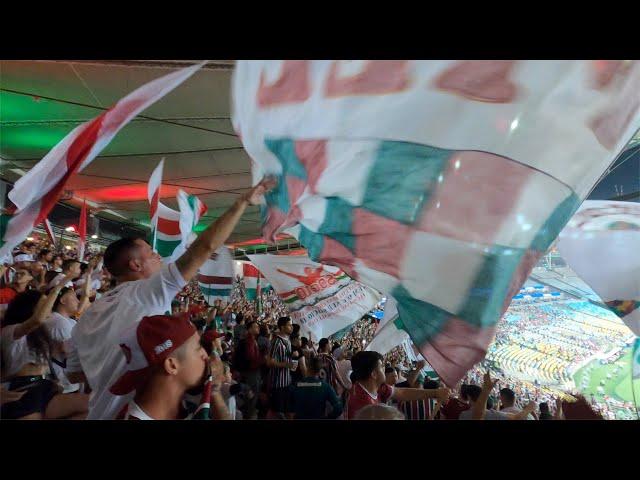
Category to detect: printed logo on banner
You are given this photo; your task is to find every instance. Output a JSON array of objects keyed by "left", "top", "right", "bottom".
[
  {"left": 248, "top": 254, "right": 381, "bottom": 341},
  {"left": 276, "top": 265, "right": 347, "bottom": 302}
]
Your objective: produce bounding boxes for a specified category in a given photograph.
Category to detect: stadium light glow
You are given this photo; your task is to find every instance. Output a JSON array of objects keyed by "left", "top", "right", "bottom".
[
  {"left": 26, "top": 236, "right": 34, "bottom": 241},
  {"left": 65, "top": 226, "right": 75, "bottom": 232},
  {"left": 65, "top": 245, "right": 72, "bottom": 250},
  {"left": 91, "top": 234, "right": 98, "bottom": 239}
]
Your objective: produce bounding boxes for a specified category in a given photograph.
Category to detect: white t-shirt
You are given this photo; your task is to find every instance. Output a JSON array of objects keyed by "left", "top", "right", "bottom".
[
  {"left": 69, "top": 263, "right": 186, "bottom": 420},
  {"left": 123, "top": 400, "right": 155, "bottom": 420},
  {"left": 0, "top": 324, "right": 46, "bottom": 378},
  {"left": 45, "top": 312, "right": 80, "bottom": 393},
  {"left": 501, "top": 405, "right": 535, "bottom": 420},
  {"left": 460, "top": 408, "right": 510, "bottom": 420}
]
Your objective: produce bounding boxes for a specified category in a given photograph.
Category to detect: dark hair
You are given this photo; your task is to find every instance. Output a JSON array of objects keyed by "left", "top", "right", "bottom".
[
  {"left": 38, "top": 249, "right": 50, "bottom": 259},
  {"left": 62, "top": 259, "right": 80, "bottom": 273},
  {"left": 385, "top": 365, "right": 396, "bottom": 375},
  {"left": 2, "top": 290, "right": 53, "bottom": 362},
  {"left": 44, "top": 270, "right": 59, "bottom": 285},
  {"left": 290, "top": 332, "right": 300, "bottom": 341},
  {"left": 104, "top": 237, "right": 143, "bottom": 277},
  {"left": 465, "top": 385, "right": 482, "bottom": 402},
  {"left": 424, "top": 379, "right": 440, "bottom": 390},
  {"left": 308, "top": 356, "right": 322, "bottom": 374},
  {"left": 486, "top": 397, "right": 495, "bottom": 410},
  {"left": 53, "top": 286, "right": 74, "bottom": 312},
  {"left": 318, "top": 338, "right": 330, "bottom": 351},
  {"left": 259, "top": 324, "right": 269, "bottom": 337},
  {"left": 236, "top": 313, "right": 245, "bottom": 323},
  {"left": 539, "top": 402, "right": 550, "bottom": 413},
  {"left": 301, "top": 337, "right": 309, "bottom": 348},
  {"left": 499, "top": 388, "right": 516, "bottom": 404},
  {"left": 350, "top": 351, "right": 383, "bottom": 383},
  {"left": 277, "top": 316, "right": 291, "bottom": 329},
  {"left": 292, "top": 323, "right": 300, "bottom": 335},
  {"left": 80, "top": 262, "right": 90, "bottom": 274},
  {"left": 246, "top": 320, "right": 258, "bottom": 331}
]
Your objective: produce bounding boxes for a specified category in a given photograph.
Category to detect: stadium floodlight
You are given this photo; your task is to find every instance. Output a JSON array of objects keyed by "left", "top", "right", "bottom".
[{"left": 91, "top": 234, "right": 98, "bottom": 239}]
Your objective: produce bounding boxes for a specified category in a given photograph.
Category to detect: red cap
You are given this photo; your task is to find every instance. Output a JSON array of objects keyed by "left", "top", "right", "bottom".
[{"left": 110, "top": 314, "right": 197, "bottom": 396}]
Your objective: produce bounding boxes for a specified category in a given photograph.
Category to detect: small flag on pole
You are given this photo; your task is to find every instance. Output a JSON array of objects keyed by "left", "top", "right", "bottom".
[
  {"left": 77, "top": 199, "right": 87, "bottom": 262},
  {"left": 147, "top": 159, "right": 164, "bottom": 251},
  {"left": 43, "top": 218, "right": 57, "bottom": 248}
]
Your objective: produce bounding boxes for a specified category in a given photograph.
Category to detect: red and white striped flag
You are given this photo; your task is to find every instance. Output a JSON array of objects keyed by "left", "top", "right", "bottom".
[
  {"left": 43, "top": 218, "right": 57, "bottom": 248},
  {"left": 77, "top": 199, "right": 87, "bottom": 262},
  {"left": 147, "top": 158, "right": 165, "bottom": 237},
  {"left": 0, "top": 61, "right": 205, "bottom": 258}
]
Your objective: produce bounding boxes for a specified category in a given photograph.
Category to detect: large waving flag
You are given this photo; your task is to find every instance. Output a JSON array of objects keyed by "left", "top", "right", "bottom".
[
  {"left": 0, "top": 61, "right": 205, "bottom": 258},
  {"left": 233, "top": 60, "right": 640, "bottom": 387},
  {"left": 248, "top": 254, "right": 381, "bottom": 341},
  {"left": 77, "top": 199, "right": 87, "bottom": 262},
  {"left": 198, "top": 246, "right": 234, "bottom": 304},
  {"left": 557, "top": 200, "right": 640, "bottom": 335}
]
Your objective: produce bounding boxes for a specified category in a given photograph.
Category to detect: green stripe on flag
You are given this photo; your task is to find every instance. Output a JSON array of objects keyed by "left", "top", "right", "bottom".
[
  {"left": 200, "top": 286, "right": 231, "bottom": 297},
  {"left": 156, "top": 238, "right": 181, "bottom": 258},
  {"left": 392, "top": 284, "right": 452, "bottom": 347},
  {"left": 362, "top": 141, "right": 450, "bottom": 225}
]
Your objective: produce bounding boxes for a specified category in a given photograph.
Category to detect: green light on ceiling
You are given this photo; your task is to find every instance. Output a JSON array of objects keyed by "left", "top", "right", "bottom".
[
  {"left": 0, "top": 91, "right": 97, "bottom": 122},
  {"left": 0, "top": 125, "right": 70, "bottom": 151}
]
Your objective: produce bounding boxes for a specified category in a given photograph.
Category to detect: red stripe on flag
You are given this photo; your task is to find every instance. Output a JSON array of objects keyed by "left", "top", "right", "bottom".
[
  {"left": 36, "top": 114, "right": 105, "bottom": 225},
  {"left": 199, "top": 201, "right": 208, "bottom": 217},
  {"left": 157, "top": 216, "right": 181, "bottom": 235},
  {"left": 150, "top": 191, "right": 159, "bottom": 219},
  {"left": 197, "top": 274, "right": 233, "bottom": 285},
  {"left": 243, "top": 263, "right": 260, "bottom": 277}
]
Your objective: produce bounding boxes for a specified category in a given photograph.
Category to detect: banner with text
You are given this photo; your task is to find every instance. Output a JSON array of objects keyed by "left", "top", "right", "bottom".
[{"left": 247, "top": 254, "right": 381, "bottom": 341}]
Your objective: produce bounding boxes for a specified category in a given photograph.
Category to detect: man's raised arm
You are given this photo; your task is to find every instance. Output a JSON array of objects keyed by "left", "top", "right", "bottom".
[{"left": 176, "top": 177, "right": 276, "bottom": 282}]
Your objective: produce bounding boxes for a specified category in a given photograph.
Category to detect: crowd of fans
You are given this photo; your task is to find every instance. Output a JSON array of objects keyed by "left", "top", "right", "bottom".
[{"left": 0, "top": 180, "right": 635, "bottom": 420}]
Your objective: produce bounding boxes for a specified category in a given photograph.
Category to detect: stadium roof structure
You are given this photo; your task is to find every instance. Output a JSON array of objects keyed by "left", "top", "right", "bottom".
[{"left": 1, "top": 60, "right": 638, "bottom": 246}]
